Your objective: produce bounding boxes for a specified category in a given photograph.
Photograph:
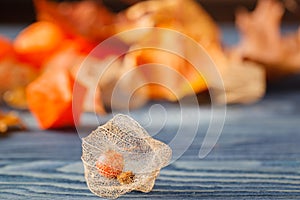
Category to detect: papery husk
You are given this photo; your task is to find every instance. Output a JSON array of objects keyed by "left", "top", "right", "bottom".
[{"left": 82, "top": 114, "right": 172, "bottom": 199}]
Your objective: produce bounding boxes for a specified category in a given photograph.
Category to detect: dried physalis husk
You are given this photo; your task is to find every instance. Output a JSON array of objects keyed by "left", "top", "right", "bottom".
[
  {"left": 3, "top": 87, "right": 28, "bottom": 110},
  {"left": 81, "top": 114, "right": 172, "bottom": 199},
  {"left": 0, "top": 111, "right": 25, "bottom": 133}
]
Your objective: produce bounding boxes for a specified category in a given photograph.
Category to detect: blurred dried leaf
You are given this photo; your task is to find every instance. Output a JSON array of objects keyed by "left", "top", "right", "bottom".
[
  {"left": 218, "top": 50, "right": 266, "bottom": 104},
  {"left": 236, "top": 0, "right": 300, "bottom": 79},
  {"left": 0, "top": 111, "right": 25, "bottom": 133},
  {"left": 3, "top": 87, "right": 28, "bottom": 110}
]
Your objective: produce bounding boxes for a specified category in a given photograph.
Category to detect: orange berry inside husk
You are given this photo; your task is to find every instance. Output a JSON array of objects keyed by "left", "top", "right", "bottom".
[{"left": 96, "top": 150, "right": 124, "bottom": 179}]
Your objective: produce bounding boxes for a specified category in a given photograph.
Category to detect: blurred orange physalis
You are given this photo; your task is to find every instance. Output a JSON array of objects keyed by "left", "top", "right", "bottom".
[
  {"left": 0, "top": 35, "right": 14, "bottom": 60},
  {"left": 96, "top": 150, "right": 124, "bottom": 179},
  {"left": 26, "top": 67, "right": 86, "bottom": 129},
  {"left": 13, "top": 21, "right": 64, "bottom": 68},
  {"left": 134, "top": 49, "right": 207, "bottom": 101},
  {"left": 0, "top": 35, "right": 38, "bottom": 96},
  {"left": 33, "top": 0, "right": 115, "bottom": 42}
]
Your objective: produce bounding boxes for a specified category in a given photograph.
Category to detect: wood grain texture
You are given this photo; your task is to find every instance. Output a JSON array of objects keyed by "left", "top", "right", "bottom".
[{"left": 1, "top": 89, "right": 300, "bottom": 199}]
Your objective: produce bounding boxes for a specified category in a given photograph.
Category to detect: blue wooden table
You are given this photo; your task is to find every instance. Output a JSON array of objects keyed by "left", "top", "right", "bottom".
[{"left": 0, "top": 25, "right": 300, "bottom": 199}]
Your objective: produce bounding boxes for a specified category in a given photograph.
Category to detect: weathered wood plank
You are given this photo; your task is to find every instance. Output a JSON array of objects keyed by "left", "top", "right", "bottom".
[{"left": 1, "top": 90, "right": 300, "bottom": 199}]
